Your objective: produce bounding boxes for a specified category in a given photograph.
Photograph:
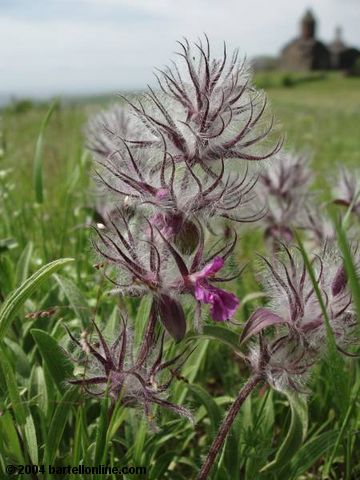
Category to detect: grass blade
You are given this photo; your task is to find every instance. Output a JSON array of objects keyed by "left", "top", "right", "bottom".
[
  {"left": 44, "top": 386, "right": 79, "bottom": 465},
  {"left": 186, "top": 325, "right": 242, "bottom": 354},
  {"left": 260, "top": 391, "right": 308, "bottom": 473},
  {"left": 94, "top": 395, "right": 110, "bottom": 468},
  {"left": 33, "top": 100, "right": 58, "bottom": 203},
  {"left": 186, "top": 383, "right": 222, "bottom": 432},
  {"left": 288, "top": 430, "right": 339, "bottom": 479},
  {"left": 15, "top": 241, "right": 33, "bottom": 286},
  {"left": 0, "top": 350, "right": 27, "bottom": 425},
  {"left": 54, "top": 273, "right": 90, "bottom": 327},
  {"left": 0, "top": 257, "right": 74, "bottom": 342},
  {"left": 31, "top": 329, "right": 74, "bottom": 393}
]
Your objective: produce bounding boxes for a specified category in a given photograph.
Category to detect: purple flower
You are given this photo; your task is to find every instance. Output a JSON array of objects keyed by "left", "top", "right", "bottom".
[
  {"left": 66, "top": 311, "right": 194, "bottom": 426},
  {"left": 241, "top": 245, "right": 358, "bottom": 393},
  {"left": 332, "top": 166, "right": 360, "bottom": 216},
  {"left": 257, "top": 150, "right": 312, "bottom": 247},
  {"left": 88, "top": 37, "right": 280, "bottom": 232},
  {"left": 190, "top": 257, "right": 240, "bottom": 322}
]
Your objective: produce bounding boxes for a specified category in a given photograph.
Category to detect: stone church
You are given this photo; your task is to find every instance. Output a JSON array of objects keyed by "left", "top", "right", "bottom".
[{"left": 280, "top": 10, "right": 360, "bottom": 71}]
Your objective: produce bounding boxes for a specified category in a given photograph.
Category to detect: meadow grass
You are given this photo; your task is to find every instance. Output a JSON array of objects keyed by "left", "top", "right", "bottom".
[{"left": 0, "top": 73, "right": 359, "bottom": 479}]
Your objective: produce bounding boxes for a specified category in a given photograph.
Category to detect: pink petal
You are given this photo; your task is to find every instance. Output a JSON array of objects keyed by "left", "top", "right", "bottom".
[
  {"left": 194, "top": 280, "right": 239, "bottom": 321},
  {"left": 194, "top": 281, "right": 212, "bottom": 302},
  {"left": 198, "top": 256, "right": 224, "bottom": 278},
  {"left": 210, "top": 289, "right": 239, "bottom": 322}
]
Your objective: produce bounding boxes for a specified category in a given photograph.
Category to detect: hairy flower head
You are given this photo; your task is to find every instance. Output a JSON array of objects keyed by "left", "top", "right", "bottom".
[
  {"left": 257, "top": 150, "right": 312, "bottom": 245},
  {"left": 66, "top": 315, "right": 193, "bottom": 425},
  {"left": 332, "top": 166, "right": 360, "bottom": 217},
  {"left": 241, "top": 245, "right": 358, "bottom": 392}
]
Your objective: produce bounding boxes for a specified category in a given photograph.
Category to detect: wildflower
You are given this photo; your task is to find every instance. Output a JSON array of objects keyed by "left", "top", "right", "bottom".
[
  {"left": 299, "top": 204, "right": 339, "bottom": 250},
  {"left": 126, "top": 36, "right": 282, "bottom": 166},
  {"left": 240, "top": 245, "right": 358, "bottom": 392},
  {"left": 93, "top": 214, "right": 240, "bottom": 330},
  {"left": 94, "top": 135, "right": 265, "bottom": 237},
  {"left": 257, "top": 151, "right": 312, "bottom": 246},
  {"left": 88, "top": 37, "right": 280, "bottom": 235},
  {"left": 86, "top": 104, "right": 141, "bottom": 160},
  {"left": 66, "top": 315, "right": 193, "bottom": 425},
  {"left": 332, "top": 166, "right": 360, "bottom": 216},
  {"left": 189, "top": 256, "right": 239, "bottom": 321}
]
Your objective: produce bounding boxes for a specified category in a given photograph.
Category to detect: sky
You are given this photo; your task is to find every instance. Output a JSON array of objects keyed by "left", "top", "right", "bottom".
[{"left": 0, "top": 0, "right": 359, "bottom": 98}]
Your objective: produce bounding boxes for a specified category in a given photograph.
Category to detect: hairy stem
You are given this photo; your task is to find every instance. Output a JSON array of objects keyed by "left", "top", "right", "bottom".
[{"left": 197, "top": 374, "right": 262, "bottom": 479}]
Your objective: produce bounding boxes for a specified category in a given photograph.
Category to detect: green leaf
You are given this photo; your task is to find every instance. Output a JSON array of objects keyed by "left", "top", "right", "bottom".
[
  {"left": 31, "top": 329, "right": 74, "bottom": 393},
  {"left": 186, "top": 383, "right": 222, "bottom": 431},
  {"left": 260, "top": 392, "right": 308, "bottom": 474},
  {"left": 322, "top": 382, "right": 360, "bottom": 478},
  {"left": 102, "top": 305, "right": 120, "bottom": 340},
  {"left": 15, "top": 241, "right": 33, "bottom": 286},
  {"left": 33, "top": 100, "right": 58, "bottom": 203},
  {"left": 4, "top": 338, "right": 31, "bottom": 378},
  {"left": 150, "top": 450, "right": 179, "bottom": 480},
  {"left": 0, "top": 257, "right": 74, "bottom": 342},
  {"left": 106, "top": 400, "right": 126, "bottom": 442},
  {"left": 44, "top": 386, "right": 79, "bottom": 465},
  {"left": 0, "top": 411, "right": 25, "bottom": 463},
  {"left": 186, "top": 325, "right": 241, "bottom": 354},
  {"left": 24, "top": 413, "right": 38, "bottom": 465},
  {"left": 53, "top": 273, "right": 89, "bottom": 327},
  {"left": 0, "top": 350, "right": 27, "bottom": 425},
  {"left": 288, "top": 430, "right": 339, "bottom": 479},
  {"left": 0, "top": 255, "right": 15, "bottom": 294},
  {"left": 94, "top": 395, "right": 110, "bottom": 468},
  {"left": 0, "top": 350, "right": 38, "bottom": 464},
  {"left": 133, "top": 419, "right": 147, "bottom": 465},
  {"left": 72, "top": 408, "right": 87, "bottom": 466}
]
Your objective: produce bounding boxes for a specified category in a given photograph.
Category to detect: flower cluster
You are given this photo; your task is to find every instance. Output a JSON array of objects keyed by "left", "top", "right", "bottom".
[
  {"left": 93, "top": 214, "right": 239, "bottom": 338},
  {"left": 332, "top": 166, "right": 360, "bottom": 217},
  {"left": 87, "top": 37, "right": 280, "bottom": 338},
  {"left": 62, "top": 37, "right": 360, "bottom": 477},
  {"left": 66, "top": 313, "right": 194, "bottom": 426},
  {"left": 241, "top": 246, "right": 358, "bottom": 392},
  {"left": 257, "top": 150, "right": 312, "bottom": 246}
]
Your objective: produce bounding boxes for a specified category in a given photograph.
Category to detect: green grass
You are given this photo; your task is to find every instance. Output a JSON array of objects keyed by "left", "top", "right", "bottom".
[
  {"left": 264, "top": 74, "right": 360, "bottom": 170},
  {"left": 0, "top": 73, "right": 359, "bottom": 479}
]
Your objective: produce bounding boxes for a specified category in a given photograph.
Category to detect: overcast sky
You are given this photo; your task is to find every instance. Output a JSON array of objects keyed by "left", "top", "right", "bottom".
[{"left": 0, "top": 0, "right": 359, "bottom": 98}]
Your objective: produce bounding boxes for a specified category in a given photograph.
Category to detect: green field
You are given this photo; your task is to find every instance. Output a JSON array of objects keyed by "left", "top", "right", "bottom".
[{"left": 0, "top": 73, "right": 359, "bottom": 479}]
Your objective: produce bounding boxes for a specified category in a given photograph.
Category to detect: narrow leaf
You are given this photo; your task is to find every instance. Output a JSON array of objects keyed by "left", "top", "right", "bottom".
[
  {"left": 0, "top": 350, "right": 27, "bottom": 425},
  {"left": 186, "top": 383, "right": 222, "bottom": 431},
  {"left": 44, "top": 387, "right": 79, "bottom": 464},
  {"left": 288, "top": 430, "right": 339, "bottom": 479},
  {"left": 94, "top": 395, "right": 110, "bottom": 467},
  {"left": 186, "top": 325, "right": 241, "bottom": 353},
  {"left": 0, "top": 258, "right": 74, "bottom": 342},
  {"left": 260, "top": 392, "right": 308, "bottom": 473},
  {"left": 31, "top": 329, "right": 74, "bottom": 393},
  {"left": 24, "top": 413, "right": 38, "bottom": 465},
  {"left": 15, "top": 242, "right": 33, "bottom": 286},
  {"left": 54, "top": 273, "right": 89, "bottom": 327},
  {"left": 33, "top": 100, "right": 58, "bottom": 203}
]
